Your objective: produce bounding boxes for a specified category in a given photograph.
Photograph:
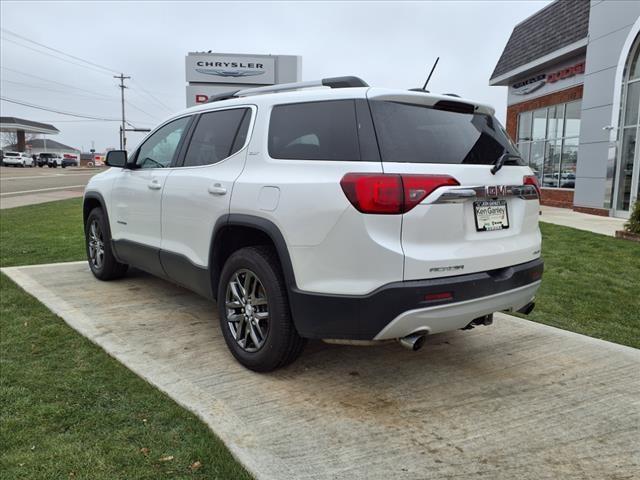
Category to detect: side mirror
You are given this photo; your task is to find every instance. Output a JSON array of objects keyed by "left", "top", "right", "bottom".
[{"left": 105, "top": 150, "right": 127, "bottom": 168}]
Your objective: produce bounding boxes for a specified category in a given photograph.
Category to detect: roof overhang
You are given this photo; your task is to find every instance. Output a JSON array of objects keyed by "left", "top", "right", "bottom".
[
  {"left": 0, "top": 121, "right": 59, "bottom": 135},
  {"left": 489, "top": 38, "right": 588, "bottom": 86}
]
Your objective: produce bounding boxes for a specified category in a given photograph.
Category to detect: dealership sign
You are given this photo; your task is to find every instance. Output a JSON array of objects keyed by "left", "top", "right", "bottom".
[
  {"left": 186, "top": 54, "right": 275, "bottom": 84},
  {"left": 512, "top": 61, "right": 585, "bottom": 96}
]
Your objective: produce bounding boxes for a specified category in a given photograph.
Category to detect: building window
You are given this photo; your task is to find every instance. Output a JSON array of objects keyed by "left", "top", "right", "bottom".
[
  {"left": 613, "top": 33, "right": 640, "bottom": 214},
  {"left": 516, "top": 99, "right": 581, "bottom": 188}
]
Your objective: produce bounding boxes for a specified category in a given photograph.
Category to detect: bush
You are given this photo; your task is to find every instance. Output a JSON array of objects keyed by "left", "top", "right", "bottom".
[{"left": 625, "top": 200, "right": 640, "bottom": 234}]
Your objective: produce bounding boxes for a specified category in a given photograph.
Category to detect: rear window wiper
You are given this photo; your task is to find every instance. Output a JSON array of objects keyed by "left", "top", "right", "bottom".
[{"left": 490, "top": 151, "right": 522, "bottom": 175}]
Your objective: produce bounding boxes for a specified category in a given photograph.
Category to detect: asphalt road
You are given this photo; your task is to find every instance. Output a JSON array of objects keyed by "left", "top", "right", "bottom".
[{"left": 0, "top": 166, "right": 101, "bottom": 209}]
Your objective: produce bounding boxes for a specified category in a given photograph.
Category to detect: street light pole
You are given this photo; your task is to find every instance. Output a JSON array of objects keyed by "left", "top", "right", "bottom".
[{"left": 114, "top": 73, "right": 131, "bottom": 150}]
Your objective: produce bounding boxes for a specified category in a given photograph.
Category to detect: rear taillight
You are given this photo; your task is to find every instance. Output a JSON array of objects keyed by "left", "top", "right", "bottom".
[
  {"left": 340, "top": 173, "right": 459, "bottom": 214},
  {"left": 523, "top": 175, "right": 541, "bottom": 198}
]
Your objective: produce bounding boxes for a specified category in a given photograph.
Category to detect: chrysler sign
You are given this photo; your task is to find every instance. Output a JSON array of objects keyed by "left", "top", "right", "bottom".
[{"left": 186, "top": 54, "right": 275, "bottom": 84}]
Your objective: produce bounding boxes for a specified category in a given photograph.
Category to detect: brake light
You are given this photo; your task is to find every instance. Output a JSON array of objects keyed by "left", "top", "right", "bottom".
[
  {"left": 340, "top": 173, "right": 459, "bottom": 214},
  {"left": 523, "top": 175, "right": 541, "bottom": 198}
]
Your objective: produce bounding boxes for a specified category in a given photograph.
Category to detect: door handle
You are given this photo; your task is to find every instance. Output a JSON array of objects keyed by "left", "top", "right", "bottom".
[
  {"left": 208, "top": 183, "right": 227, "bottom": 195},
  {"left": 148, "top": 179, "right": 162, "bottom": 190}
]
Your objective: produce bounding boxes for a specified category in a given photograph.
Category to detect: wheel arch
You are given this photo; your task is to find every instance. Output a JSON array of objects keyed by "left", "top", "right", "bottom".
[
  {"left": 83, "top": 192, "right": 117, "bottom": 258},
  {"left": 209, "top": 214, "right": 297, "bottom": 301},
  {"left": 83, "top": 191, "right": 107, "bottom": 226}
]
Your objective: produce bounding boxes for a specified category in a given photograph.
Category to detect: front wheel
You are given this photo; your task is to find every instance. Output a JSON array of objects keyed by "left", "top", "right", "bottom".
[
  {"left": 85, "top": 208, "right": 128, "bottom": 280},
  {"left": 217, "top": 246, "right": 305, "bottom": 372}
]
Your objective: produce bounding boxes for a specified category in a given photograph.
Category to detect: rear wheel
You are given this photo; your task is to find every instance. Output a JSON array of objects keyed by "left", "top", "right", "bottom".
[
  {"left": 217, "top": 246, "right": 305, "bottom": 372},
  {"left": 85, "top": 208, "right": 128, "bottom": 280}
]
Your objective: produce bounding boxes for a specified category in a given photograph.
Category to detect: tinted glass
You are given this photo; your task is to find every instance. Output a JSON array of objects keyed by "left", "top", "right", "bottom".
[
  {"left": 530, "top": 140, "right": 545, "bottom": 180},
  {"left": 560, "top": 137, "right": 578, "bottom": 189},
  {"left": 543, "top": 139, "right": 561, "bottom": 188},
  {"left": 269, "top": 100, "right": 361, "bottom": 160},
  {"left": 630, "top": 41, "right": 640, "bottom": 80},
  {"left": 624, "top": 82, "right": 640, "bottom": 127},
  {"left": 517, "top": 111, "right": 532, "bottom": 141},
  {"left": 564, "top": 100, "right": 581, "bottom": 137},
  {"left": 370, "top": 101, "right": 521, "bottom": 165},
  {"left": 532, "top": 108, "right": 547, "bottom": 140},
  {"left": 137, "top": 116, "right": 190, "bottom": 169},
  {"left": 183, "top": 108, "right": 250, "bottom": 167}
]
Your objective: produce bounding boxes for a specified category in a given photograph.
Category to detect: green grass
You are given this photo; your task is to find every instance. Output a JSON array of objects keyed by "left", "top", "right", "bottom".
[
  {"left": 517, "top": 222, "right": 640, "bottom": 349},
  {"left": 0, "top": 198, "right": 85, "bottom": 267},
  {"left": 0, "top": 199, "right": 250, "bottom": 479}
]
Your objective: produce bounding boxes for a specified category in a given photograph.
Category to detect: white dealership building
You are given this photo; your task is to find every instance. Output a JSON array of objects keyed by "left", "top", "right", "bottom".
[{"left": 490, "top": 0, "right": 640, "bottom": 218}]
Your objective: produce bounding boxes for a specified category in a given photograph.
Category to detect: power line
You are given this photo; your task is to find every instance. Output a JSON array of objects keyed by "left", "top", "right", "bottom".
[
  {"left": 1, "top": 28, "right": 119, "bottom": 74},
  {"left": 32, "top": 118, "right": 155, "bottom": 125},
  {"left": 1, "top": 66, "right": 116, "bottom": 99},
  {"left": 125, "top": 100, "right": 162, "bottom": 121},
  {"left": 1, "top": 37, "right": 114, "bottom": 76},
  {"left": 131, "top": 81, "right": 174, "bottom": 113},
  {"left": 0, "top": 96, "right": 121, "bottom": 121},
  {"left": 1, "top": 34, "right": 175, "bottom": 116},
  {"left": 1, "top": 78, "right": 116, "bottom": 101}
]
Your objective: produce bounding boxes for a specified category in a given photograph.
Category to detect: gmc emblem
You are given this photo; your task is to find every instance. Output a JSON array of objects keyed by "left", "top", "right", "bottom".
[{"left": 486, "top": 185, "right": 507, "bottom": 197}]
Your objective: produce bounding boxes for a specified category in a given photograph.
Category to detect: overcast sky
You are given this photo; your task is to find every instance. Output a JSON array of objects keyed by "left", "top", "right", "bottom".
[{"left": 1, "top": 0, "right": 550, "bottom": 152}]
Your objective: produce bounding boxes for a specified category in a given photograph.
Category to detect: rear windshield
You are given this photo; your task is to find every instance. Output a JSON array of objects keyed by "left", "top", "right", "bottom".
[
  {"left": 370, "top": 101, "right": 522, "bottom": 165},
  {"left": 4, "top": 152, "right": 20, "bottom": 157}
]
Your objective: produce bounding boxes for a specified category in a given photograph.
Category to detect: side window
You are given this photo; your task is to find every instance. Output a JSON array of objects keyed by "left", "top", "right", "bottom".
[
  {"left": 136, "top": 116, "right": 191, "bottom": 169},
  {"left": 268, "top": 100, "right": 361, "bottom": 161},
  {"left": 182, "top": 108, "right": 251, "bottom": 167}
]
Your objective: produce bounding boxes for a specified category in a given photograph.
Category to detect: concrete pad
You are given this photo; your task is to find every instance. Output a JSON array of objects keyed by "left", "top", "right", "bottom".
[
  {"left": 3, "top": 261, "right": 639, "bottom": 480},
  {"left": 540, "top": 206, "right": 626, "bottom": 237}
]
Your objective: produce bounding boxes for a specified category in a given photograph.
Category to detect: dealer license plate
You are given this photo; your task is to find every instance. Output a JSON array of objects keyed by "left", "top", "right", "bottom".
[{"left": 474, "top": 200, "right": 509, "bottom": 231}]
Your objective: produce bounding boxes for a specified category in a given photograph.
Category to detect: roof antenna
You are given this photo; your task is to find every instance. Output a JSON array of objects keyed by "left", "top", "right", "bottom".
[{"left": 422, "top": 57, "right": 439, "bottom": 91}]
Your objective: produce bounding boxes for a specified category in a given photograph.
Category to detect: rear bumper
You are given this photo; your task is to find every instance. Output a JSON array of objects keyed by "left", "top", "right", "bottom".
[{"left": 289, "top": 258, "right": 543, "bottom": 340}]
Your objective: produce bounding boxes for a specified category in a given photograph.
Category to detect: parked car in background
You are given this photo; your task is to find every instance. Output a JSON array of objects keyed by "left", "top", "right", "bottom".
[
  {"left": 2, "top": 151, "right": 34, "bottom": 167},
  {"left": 38, "top": 152, "right": 64, "bottom": 168},
  {"left": 62, "top": 157, "right": 79, "bottom": 168}
]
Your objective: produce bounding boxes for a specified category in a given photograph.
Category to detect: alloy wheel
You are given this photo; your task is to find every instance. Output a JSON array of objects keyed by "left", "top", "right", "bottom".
[
  {"left": 88, "top": 219, "right": 105, "bottom": 270},
  {"left": 225, "top": 269, "right": 269, "bottom": 352}
]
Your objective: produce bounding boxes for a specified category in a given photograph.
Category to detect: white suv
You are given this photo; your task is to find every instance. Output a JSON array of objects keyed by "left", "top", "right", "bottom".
[
  {"left": 83, "top": 77, "right": 543, "bottom": 371},
  {"left": 2, "top": 151, "right": 34, "bottom": 167}
]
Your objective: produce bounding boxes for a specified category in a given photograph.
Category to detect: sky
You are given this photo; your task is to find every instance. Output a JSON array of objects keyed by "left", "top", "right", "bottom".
[{"left": 0, "top": 0, "right": 550, "bottom": 152}]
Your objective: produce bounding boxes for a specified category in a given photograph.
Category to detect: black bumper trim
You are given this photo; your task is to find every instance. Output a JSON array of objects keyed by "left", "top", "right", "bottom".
[{"left": 289, "top": 258, "right": 543, "bottom": 340}]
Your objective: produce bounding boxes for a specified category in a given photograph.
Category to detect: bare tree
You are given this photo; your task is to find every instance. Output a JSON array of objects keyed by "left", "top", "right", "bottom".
[
  {"left": 0, "top": 131, "right": 18, "bottom": 148},
  {"left": 1, "top": 132, "right": 41, "bottom": 149}
]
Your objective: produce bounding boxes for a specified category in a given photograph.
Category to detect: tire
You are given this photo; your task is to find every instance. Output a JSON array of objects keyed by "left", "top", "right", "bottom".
[
  {"left": 217, "top": 246, "right": 305, "bottom": 372},
  {"left": 85, "top": 207, "right": 128, "bottom": 280}
]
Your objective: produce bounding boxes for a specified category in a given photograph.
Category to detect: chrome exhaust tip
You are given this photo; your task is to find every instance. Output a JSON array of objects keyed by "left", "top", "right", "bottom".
[{"left": 399, "top": 332, "right": 427, "bottom": 351}]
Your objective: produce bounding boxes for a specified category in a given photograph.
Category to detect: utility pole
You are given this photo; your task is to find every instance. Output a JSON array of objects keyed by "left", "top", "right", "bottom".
[{"left": 114, "top": 73, "right": 131, "bottom": 150}]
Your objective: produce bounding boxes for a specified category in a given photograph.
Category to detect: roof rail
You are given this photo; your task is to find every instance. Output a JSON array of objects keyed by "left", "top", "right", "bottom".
[{"left": 206, "top": 76, "right": 368, "bottom": 103}]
